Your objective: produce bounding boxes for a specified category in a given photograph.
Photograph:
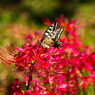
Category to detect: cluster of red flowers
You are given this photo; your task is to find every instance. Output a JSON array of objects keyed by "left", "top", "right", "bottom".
[{"left": 0, "top": 15, "right": 95, "bottom": 95}]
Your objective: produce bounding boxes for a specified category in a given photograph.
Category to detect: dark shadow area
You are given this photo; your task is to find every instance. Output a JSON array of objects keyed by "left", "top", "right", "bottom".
[{"left": 0, "top": 0, "right": 95, "bottom": 25}]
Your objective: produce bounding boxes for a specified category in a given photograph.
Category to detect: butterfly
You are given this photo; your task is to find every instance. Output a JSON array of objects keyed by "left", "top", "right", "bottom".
[{"left": 39, "top": 22, "right": 63, "bottom": 48}]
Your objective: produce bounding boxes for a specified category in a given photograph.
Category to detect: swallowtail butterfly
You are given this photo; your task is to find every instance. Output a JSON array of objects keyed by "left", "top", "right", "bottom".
[{"left": 39, "top": 22, "right": 63, "bottom": 48}]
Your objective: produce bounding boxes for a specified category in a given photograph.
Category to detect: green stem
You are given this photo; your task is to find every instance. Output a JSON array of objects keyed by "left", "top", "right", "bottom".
[{"left": 26, "top": 67, "right": 33, "bottom": 90}]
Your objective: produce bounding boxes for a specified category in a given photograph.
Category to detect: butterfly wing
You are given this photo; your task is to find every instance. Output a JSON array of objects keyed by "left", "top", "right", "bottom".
[
  {"left": 51, "top": 28, "right": 63, "bottom": 40},
  {"left": 40, "top": 37, "right": 54, "bottom": 48},
  {"left": 40, "top": 22, "right": 58, "bottom": 42},
  {"left": 39, "top": 22, "right": 63, "bottom": 48}
]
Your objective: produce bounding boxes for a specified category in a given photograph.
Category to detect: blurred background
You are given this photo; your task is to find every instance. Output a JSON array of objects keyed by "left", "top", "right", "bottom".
[
  {"left": 0, "top": 0, "right": 95, "bottom": 94},
  {"left": 0, "top": 0, "right": 95, "bottom": 47}
]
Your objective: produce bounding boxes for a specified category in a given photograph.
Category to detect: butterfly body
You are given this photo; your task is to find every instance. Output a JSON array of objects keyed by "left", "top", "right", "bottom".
[{"left": 39, "top": 22, "right": 63, "bottom": 48}]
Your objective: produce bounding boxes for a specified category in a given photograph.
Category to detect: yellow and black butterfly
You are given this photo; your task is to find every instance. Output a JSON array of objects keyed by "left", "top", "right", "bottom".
[{"left": 39, "top": 22, "right": 63, "bottom": 48}]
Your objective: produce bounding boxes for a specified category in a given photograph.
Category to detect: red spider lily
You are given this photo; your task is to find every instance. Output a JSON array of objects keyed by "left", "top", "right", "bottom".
[
  {"left": 7, "top": 78, "right": 23, "bottom": 95},
  {"left": 0, "top": 15, "right": 95, "bottom": 95}
]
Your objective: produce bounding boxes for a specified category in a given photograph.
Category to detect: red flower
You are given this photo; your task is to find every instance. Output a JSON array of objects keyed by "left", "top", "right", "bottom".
[
  {"left": 0, "top": 15, "right": 95, "bottom": 94},
  {"left": 7, "top": 78, "right": 23, "bottom": 95}
]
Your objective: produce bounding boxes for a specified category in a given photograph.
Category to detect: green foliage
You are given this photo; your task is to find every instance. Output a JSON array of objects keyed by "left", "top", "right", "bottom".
[{"left": 0, "top": 0, "right": 95, "bottom": 47}]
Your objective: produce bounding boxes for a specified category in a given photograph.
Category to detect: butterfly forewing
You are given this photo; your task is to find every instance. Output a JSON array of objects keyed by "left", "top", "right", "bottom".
[{"left": 41, "top": 22, "right": 58, "bottom": 42}]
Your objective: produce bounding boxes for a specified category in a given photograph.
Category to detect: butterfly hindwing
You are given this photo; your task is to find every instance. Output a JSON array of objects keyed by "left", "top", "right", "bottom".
[
  {"left": 40, "top": 37, "right": 54, "bottom": 48},
  {"left": 54, "top": 29, "right": 63, "bottom": 41},
  {"left": 39, "top": 22, "right": 63, "bottom": 48}
]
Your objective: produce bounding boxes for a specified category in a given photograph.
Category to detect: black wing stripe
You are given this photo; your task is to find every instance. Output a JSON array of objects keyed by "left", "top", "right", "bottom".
[
  {"left": 52, "top": 22, "right": 58, "bottom": 31},
  {"left": 47, "top": 22, "right": 58, "bottom": 32}
]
